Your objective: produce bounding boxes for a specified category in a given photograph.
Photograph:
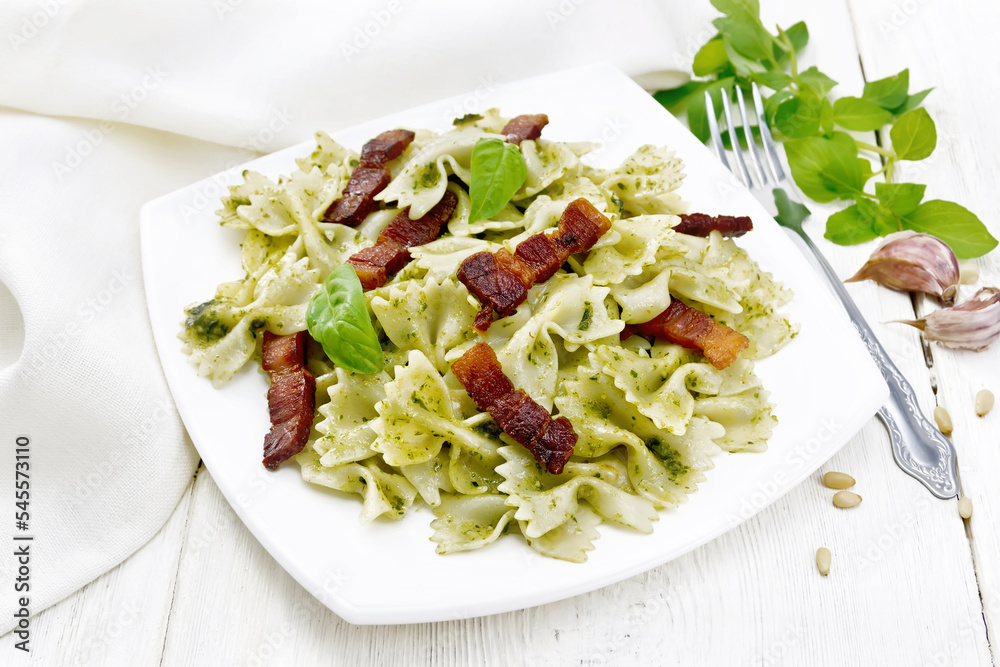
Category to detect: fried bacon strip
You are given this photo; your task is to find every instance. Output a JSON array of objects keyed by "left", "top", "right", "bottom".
[
  {"left": 452, "top": 343, "right": 577, "bottom": 474},
  {"left": 348, "top": 190, "right": 458, "bottom": 289},
  {"left": 459, "top": 198, "right": 612, "bottom": 329},
  {"left": 502, "top": 114, "right": 549, "bottom": 145},
  {"left": 322, "top": 129, "right": 416, "bottom": 227},
  {"left": 261, "top": 331, "right": 316, "bottom": 470},
  {"left": 674, "top": 213, "right": 753, "bottom": 238},
  {"left": 622, "top": 300, "right": 749, "bottom": 370}
]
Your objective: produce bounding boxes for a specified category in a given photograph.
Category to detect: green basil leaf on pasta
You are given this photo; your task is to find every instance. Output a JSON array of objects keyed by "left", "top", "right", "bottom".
[
  {"left": 306, "top": 264, "right": 383, "bottom": 374},
  {"left": 469, "top": 138, "right": 527, "bottom": 223}
]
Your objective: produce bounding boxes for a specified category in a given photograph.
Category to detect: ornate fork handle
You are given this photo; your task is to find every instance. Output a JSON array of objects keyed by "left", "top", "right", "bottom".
[{"left": 791, "top": 227, "right": 959, "bottom": 498}]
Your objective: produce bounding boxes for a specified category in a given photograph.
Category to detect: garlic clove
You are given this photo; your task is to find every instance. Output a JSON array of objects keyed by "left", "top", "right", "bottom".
[
  {"left": 897, "top": 287, "right": 1000, "bottom": 351},
  {"left": 847, "top": 230, "right": 960, "bottom": 302}
]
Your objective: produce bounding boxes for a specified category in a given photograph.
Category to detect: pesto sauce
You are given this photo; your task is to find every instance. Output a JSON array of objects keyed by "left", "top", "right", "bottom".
[
  {"left": 185, "top": 300, "right": 230, "bottom": 343},
  {"left": 645, "top": 436, "right": 691, "bottom": 482},
  {"left": 414, "top": 163, "right": 441, "bottom": 190}
]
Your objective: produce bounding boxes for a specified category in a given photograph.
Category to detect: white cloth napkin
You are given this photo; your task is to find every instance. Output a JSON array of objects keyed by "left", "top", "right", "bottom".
[{"left": 0, "top": 0, "right": 701, "bottom": 632}]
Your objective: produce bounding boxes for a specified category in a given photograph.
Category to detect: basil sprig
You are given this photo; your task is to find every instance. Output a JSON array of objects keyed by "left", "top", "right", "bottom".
[
  {"left": 654, "top": 0, "right": 997, "bottom": 258},
  {"left": 306, "top": 265, "right": 382, "bottom": 375},
  {"left": 468, "top": 138, "right": 527, "bottom": 223}
]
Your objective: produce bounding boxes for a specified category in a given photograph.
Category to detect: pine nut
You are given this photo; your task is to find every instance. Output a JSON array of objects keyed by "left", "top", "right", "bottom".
[
  {"left": 934, "top": 406, "right": 953, "bottom": 436},
  {"left": 816, "top": 547, "right": 831, "bottom": 576},
  {"left": 976, "top": 389, "right": 994, "bottom": 417},
  {"left": 959, "top": 497, "right": 973, "bottom": 520},
  {"left": 959, "top": 261, "right": 980, "bottom": 285},
  {"left": 823, "top": 472, "right": 856, "bottom": 489},
  {"left": 832, "top": 491, "right": 862, "bottom": 508}
]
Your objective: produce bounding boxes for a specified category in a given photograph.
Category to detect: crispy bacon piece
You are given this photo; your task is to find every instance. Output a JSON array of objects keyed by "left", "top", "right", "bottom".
[
  {"left": 459, "top": 198, "right": 612, "bottom": 329},
  {"left": 322, "top": 129, "right": 416, "bottom": 227},
  {"left": 452, "top": 343, "right": 576, "bottom": 474},
  {"left": 359, "top": 129, "right": 416, "bottom": 165},
  {"left": 674, "top": 213, "right": 753, "bottom": 238},
  {"left": 622, "top": 300, "right": 749, "bottom": 370},
  {"left": 261, "top": 331, "right": 316, "bottom": 470},
  {"left": 502, "top": 114, "right": 549, "bottom": 145},
  {"left": 348, "top": 190, "right": 458, "bottom": 289}
]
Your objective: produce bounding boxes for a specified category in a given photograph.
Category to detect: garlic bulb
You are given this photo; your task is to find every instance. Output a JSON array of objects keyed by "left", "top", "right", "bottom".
[
  {"left": 847, "top": 231, "right": 960, "bottom": 302},
  {"left": 897, "top": 287, "right": 1000, "bottom": 351}
]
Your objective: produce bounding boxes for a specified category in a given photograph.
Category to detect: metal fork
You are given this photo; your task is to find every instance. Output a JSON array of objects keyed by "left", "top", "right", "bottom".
[{"left": 705, "top": 83, "right": 959, "bottom": 499}]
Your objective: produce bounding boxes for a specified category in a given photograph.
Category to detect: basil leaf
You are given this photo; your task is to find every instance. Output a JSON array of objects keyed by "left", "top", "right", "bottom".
[
  {"left": 875, "top": 182, "right": 925, "bottom": 217},
  {"left": 785, "top": 21, "right": 809, "bottom": 51},
  {"left": 774, "top": 90, "right": 822, "bottom": 138},
  {"left": 798, "top": 66, "right": 838, "bottom": 97},
  {"left": 824, "top": 199, "right": 897, "bottom": 245},
  {"left": 306, "top": 265, "right": 383, "bottom": 375},
  {"left": 693, "top": 38, "right": 729, "bottom": 77},
  {"left": 890, "top": 108, "right": 936, "bottom": 160},
  {"left": 711, "top": 0, "right": 759, "bottom": 19},
  {"left": 900, "top": 200, "right": 999, "bottom": 259},
  {"left": 653, "top": 81, "right": 708, "bottom": 114},
  {"left": 714, "top": 16, "right": 773, "bottom": 62},
  {"left": 469, "top": 138, "right": 527, "bottom": 223},
  {"left": 832, "top": 96, "right": 893, "bottom": 131},
  {"left": 752, "top": 69, "right": 792, "bottom": 91},
  {"left": 784, "top": 131, "right": 868, "bottom": 202},
  {"left": 862, "top": 69, "right": 910, "bottom": 110},
  {"left": 773, "top": 188, "right": 811, "bottom": 230},
  {"left": 722, "top": 38, "right": 767, "bottom": 77},
  {"left": 820, "top": 99, "right": 835, "bottom": 136},
  {"left": 890, "top": 88, "right": 933, "bottom": 115}
]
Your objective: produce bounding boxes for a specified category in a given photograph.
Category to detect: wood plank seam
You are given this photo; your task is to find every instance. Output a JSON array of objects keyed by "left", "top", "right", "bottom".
[{"left": 157, "top": 463, "right": 205, "bottom": 667}]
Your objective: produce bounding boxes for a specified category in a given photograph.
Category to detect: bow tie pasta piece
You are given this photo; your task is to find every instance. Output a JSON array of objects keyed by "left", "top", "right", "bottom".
[
  {"left": 217, "top": 170, "right": 283, "bottom": 230},
  {"left": 408, "top": 236, "right": 501, "bottom": 283},
  {"left": 598, "top": 144, "right": 686, "bottom": 217},
  {"left": 694, "top": 390, "right": 776, "bottom": 453},
  {"left": 554, "top": 361, "right": 723, "bottom": 508},
  {"left": 371, "top": 351, "right": 504, "bottom": 486},
  {"left": 294, "top": 130, "right": 358, "bottom": 176},
  {"left": 399, "top": 451, "right": 454, "bottom": 507},
  {"left": 430, "top": 493, "right": 516, "bottom": 555},
  {"left": 180, "top": 252, "right": 319, "bottom": 386},
  {"left": 297, "top": 450, "right": 417, "bottom": 523},
  {"left": 497, "top": 445, "right": 658, "bottom": 540},
  {"left": 313, "top": 368, "right": 391, "bottom": 467},
  {"left": 521, "top": 504, "right": 602, "bottom": 563},
  {"left": 594, "top": 343, "right": 770, "bottom": 448},
  {"left": 494, "top": 275, "right": 624, "bottom": 408},
  {"left": 513, "top": 139, "right": 586, "bottom": 201},
  {"left": 371, "top": 279, "right": 479, "bottom": 374},
  {"left": 697, "top": 238, "right": 799, "bottom": 359},
  {"left": 584, "top": 215, "right": 680, "bottom": 285},
  {"left": 376, "top": 127, "right": 504, "bottom": 219}
]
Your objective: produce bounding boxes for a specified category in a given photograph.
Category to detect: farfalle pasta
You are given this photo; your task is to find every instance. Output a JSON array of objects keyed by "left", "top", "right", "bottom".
[{"left": 180, "top": 110, "right": 797, "bottom": 562}]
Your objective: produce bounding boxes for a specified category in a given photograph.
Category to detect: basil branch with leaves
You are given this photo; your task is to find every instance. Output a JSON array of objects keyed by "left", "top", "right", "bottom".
[{"left": 655, "top": 0, "right": 997, "bottom": 258}]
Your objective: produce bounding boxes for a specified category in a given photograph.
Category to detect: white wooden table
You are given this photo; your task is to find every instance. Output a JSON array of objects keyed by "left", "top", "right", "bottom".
[{"left": 6, "top": 1, "right": 1000, "bottom": 664}]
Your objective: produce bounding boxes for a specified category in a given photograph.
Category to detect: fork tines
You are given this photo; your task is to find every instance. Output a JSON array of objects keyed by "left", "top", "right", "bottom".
[{"left": 705, "top": 82, "right": 787, "bottom": 188}]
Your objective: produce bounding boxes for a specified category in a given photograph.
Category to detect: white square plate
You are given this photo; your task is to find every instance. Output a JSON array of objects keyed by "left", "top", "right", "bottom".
[{"left": 141, "top": 63, "right": 887, "bottom": 624}]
